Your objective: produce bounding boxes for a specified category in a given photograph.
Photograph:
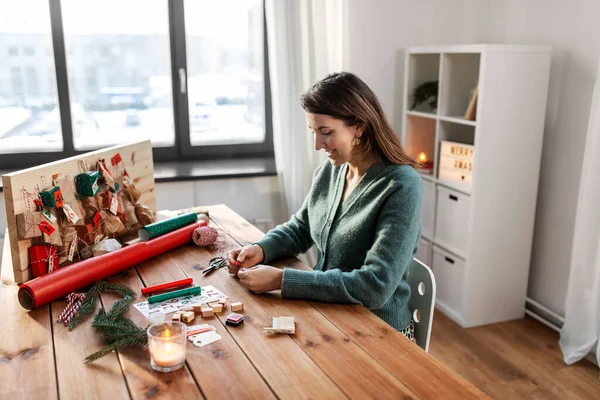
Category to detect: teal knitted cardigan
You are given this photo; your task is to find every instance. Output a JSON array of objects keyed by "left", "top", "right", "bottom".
[{"left": 256, "top": 160, "right": 423, "bottom": 331}]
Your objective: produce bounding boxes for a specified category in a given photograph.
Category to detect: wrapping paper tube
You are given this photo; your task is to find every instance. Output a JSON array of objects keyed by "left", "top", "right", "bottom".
[
  {"left": 138, "top": 212, "right": 198, "bottom": 241},
  {"left": 18, "top": 220, "right": 208, "bottom": 310},
  {"left": 141, "top": 278, "right": 193, "bottom": 295}
]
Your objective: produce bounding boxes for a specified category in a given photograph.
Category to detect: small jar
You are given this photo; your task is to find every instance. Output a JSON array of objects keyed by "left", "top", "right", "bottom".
[{"left": 147, "top": 321, "right": 186, "bottom": 372}]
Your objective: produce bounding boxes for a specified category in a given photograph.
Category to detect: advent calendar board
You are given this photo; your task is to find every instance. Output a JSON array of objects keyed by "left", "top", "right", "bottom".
[{"left": 2, "top": 140, "right": 156, "bottom": 283}]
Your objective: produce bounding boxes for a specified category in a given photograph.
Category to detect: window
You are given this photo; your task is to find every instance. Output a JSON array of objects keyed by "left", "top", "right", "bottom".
[
  {"left": 62, "top": 0, "right": 175, "bottom": 150},
  {"left": 10, "top": 67, "right": 24, "bottom": 95},
  {"left": 0, "top": 0, "right": 62, "bottom": 154},
  {"left": 0, "top": 0, "right": 271, "bottom": 168},
  {"left": 184, "top": 0, "right": 265, "bottom": 147},
  {"left": 26, "top": 67, "right": 40, "bottom": 95}
]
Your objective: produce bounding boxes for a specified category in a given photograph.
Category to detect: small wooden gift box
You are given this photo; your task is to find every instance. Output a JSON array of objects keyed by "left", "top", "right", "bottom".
[
  {"left": 39, "top": 186, "right": 64, "bottom": 208},
  {"left": 75, "top": 171, "right": 101, "bottom": 197},
  {"left": 28, "top": 244, "right": 58, "bottom": 277},
  {"left": 16, "top": 212, "right": 43, "bottom": 239}
]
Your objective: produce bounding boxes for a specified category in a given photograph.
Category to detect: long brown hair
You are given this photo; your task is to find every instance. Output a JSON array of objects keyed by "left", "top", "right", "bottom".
[{"left": 300, "top": 72, "right": 417, "bottom": 167}]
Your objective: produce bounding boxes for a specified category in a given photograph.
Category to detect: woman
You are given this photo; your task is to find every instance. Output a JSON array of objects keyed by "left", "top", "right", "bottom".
[{"left": 227, "top": 71, "right": 422, "bottom": 338}]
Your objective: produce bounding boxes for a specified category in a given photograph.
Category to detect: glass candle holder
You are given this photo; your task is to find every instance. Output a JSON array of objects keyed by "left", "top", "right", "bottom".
[{"left": 147, "top": 321, "right": 187, "bottom": 372}]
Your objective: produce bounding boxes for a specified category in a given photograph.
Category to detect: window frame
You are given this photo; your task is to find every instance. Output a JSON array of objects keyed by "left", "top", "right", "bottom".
[{"left": 0, "top": 0, "right": 273, "bottom": 170}]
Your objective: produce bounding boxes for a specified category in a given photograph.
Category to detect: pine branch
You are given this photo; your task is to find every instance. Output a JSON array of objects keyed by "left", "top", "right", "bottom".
[
  {"left": 64, "top": 281, "right": 150, "bottom": 363},
  {"left": 92, "top": 315, "right": 145, "bottom": 344},
  {"left": 411, "top": 80, "right": 439, "bottom": 111},
  {"left": 109, "top": 295, "right": 136, "bottom": 317},
  {"left": 69, "top": 282, "right": 136, "bottom": 330},
  {"left": 84, "top": 332, "right": 147, "bottom": 363}
]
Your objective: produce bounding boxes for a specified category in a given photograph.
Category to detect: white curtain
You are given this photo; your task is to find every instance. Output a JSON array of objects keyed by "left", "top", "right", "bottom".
[
  {"left": 560, "top": 59, "right": 600, "bottom": 366},
  {"left": 265, "top": 0, "right": 344, "bottom": 264},
  {"left": 265, "top": 0, "right": 344, "bottom": 215}
]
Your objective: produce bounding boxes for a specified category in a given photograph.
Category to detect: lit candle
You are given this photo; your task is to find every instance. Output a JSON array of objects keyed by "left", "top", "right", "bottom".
[
  {"left": 418, "top": 152, "right": 428, "bottom": 163},
  {"left": 150, "top": 342, "right": 185, "bottom": 367},
  {"left": 147, "top": 322, "right": 187, "bottom": 372}
]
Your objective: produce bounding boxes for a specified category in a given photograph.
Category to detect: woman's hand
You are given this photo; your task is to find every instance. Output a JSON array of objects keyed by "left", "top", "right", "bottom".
[
  {"left": 237, "top": 265, "right": 283, "bottom": 293},
  {"left": 227, "top": 244, "right": 264, "bottom": 275}
]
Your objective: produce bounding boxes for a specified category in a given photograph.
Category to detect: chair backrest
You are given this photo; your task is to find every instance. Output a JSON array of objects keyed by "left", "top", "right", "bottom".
[{"left": 406, "top": 258, "right": 436, "bottom": 352}]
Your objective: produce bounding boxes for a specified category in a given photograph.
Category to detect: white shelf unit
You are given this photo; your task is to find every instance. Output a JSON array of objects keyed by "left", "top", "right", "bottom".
[{"left": 403, "top": 45, "right": 552, "bottom": 328}]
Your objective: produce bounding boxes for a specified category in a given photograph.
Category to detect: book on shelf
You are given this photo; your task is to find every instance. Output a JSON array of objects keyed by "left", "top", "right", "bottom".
[{"left": 464, "top": 84, "right": 478, "bottom": 121}]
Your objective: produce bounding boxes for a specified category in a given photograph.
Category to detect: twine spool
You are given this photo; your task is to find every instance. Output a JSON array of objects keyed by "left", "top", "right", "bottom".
[{"left": 192, "top": 226, "right": 218, "bottom": 247}]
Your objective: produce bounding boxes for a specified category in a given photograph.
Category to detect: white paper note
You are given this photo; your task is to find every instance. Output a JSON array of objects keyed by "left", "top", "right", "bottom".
[
  {"left": 192, "top": 332, "right": 222, "bottom": 347},
  {"left": 133, "top": 286, "right": 227, "bottom": 318},
  {"left": 62, "top": 203, "right": 80, "bottom": 224}
]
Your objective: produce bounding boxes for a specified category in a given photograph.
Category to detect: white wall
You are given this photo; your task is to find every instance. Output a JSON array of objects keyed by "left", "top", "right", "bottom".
[
  {"left": 345, "top": 0, "right": 599, "bottom": 318},
  {"left": 344, "top": 0, "right": 489, "bottom": 133},
  {"left": 155, "top": 177, "right": 287, "bottom": 232},
  {"left": 484, "top": 0, "right": 599, "bottom": 317}
]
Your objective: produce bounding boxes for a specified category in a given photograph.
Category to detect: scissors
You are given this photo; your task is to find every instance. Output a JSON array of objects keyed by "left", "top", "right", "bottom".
[{"left": 202, "top": 256, "right": 228, "bottom": 274}]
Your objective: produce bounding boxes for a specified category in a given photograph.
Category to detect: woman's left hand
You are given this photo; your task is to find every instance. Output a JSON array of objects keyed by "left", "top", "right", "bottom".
[{"left": 237, "top": 265, "right": 283, "bottom": 293}]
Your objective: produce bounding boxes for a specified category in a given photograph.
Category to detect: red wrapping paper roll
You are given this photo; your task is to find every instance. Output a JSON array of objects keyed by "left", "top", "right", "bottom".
[{"left": 18, "top": 220, "right": 208, "bottom": 310}]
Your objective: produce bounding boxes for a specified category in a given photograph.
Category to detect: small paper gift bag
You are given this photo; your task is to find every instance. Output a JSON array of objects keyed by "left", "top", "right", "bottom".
[
  {"left": 55, "top": 177, "right": 84, "bottom": 225},
  {"left": 58, "top": 226, "right": 78, "bottom": 266},
  {"left": 75, "top": 223, "right": 100, "bottom": 245},
  {"left": 97, "top": 159, "right": 116, "bottom": 190}
]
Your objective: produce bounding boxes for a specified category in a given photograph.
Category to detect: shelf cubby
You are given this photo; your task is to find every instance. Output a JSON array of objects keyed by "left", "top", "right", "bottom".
[
  {"left": 404, "top": 114, "right": 436, "bottom": 175},
  {"left": 406, "top": 54, "right": 440, "bottom": 114},
  {"left": 437, "top": 120, "right": 475, "bottom": 147},
  {"left": 439, "top": 53, "right": 480, "bottom": 118}
]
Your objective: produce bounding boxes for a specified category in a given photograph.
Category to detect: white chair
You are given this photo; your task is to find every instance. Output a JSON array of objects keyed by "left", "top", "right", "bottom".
[{"left": 406, "top": 257, "right": 436, "bottom": 352}]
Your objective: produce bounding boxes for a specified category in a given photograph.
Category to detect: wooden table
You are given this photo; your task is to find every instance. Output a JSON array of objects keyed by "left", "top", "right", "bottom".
[{"left": 0, "top": 205, "right": 487, "bottom": 399}]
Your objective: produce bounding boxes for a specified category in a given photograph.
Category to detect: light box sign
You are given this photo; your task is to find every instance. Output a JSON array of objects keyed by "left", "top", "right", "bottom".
[{"left": 439, "top": 141, "right": 474, "bottom": 188}]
